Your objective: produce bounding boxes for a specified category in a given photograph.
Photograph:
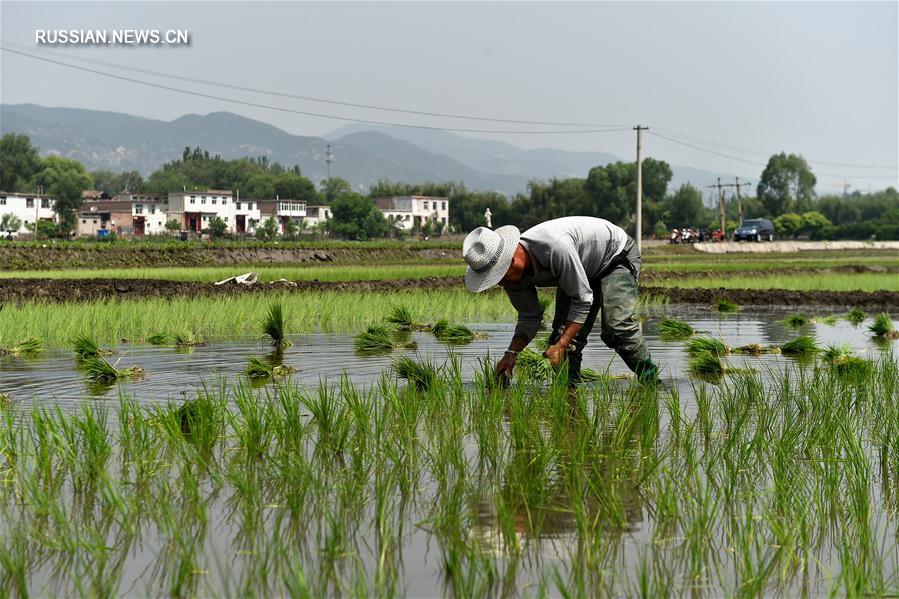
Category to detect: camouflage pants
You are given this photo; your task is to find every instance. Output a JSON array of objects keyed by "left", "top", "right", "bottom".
[{"left": 547, "top": 240, "right": 651, "bottom": 381}]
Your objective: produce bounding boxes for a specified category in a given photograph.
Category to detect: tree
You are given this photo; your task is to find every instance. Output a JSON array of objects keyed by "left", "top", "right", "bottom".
[
  {"left": 1, "top": 213, "right": 22, "bottom": 237},
  {"left": 585, "top": 158, "right": 672, "bottom": 232},
  {"left": 667, "top": 183, "right": 704, "bottom": 228},
  {"left": 773, "top": 213, "right": 804, "bottom": 238},
  {"left": 757, "top": 153, "right": 816, "bottom": 217},
  {"left": 31, "top": 156, "right": 93, "bottom": 232},
  {"left": 207, "top": 216, "right": 228, "bottom": 238},
  {"left": 165, "top": 219, "right": 181, "bottom": 235},
  {"left": 256, "top": 217, "right": 279, "bottom": 241},
  {"left": 329, "top": 193, "right": 388, "bottom": 240},
  {"left": 90, "top": 169, "right": 144, "bottom": 196},
  {"left": 320, "top": 177, "right": 352, "bottom": 202},
  {"left": 0, "top": 133, "right": 42, "bottom": 192},
  {"left": 800, "top": 211, "right": 831, "bottom": 236},
  {"left": 283, "top": 218, "right": 299, "bottom": 240}
]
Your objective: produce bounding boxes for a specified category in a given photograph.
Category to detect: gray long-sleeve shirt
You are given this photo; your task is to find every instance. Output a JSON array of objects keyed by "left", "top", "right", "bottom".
[{"left": 504, "top": 216, "right": 629, "bottom": 341}]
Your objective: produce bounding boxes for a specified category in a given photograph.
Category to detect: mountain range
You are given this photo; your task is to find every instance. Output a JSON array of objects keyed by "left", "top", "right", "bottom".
[{"left": 1, "top": 103, "right": 745, "bottom": 196}]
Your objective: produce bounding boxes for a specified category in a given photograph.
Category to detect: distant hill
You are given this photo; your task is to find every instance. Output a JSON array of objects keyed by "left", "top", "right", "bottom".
[{"left": 1, "top": 104, "right": 746, "bottom": 195}]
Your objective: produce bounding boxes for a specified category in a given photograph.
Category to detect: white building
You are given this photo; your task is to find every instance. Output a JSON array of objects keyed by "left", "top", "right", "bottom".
[
  {"left": 234, "top": 197, "right": 262, "bottom": 234},
  {"left": 373, "top": 195, "right": 449, "bottom": 232},
  {"left": 304, "top": 205, "right": 331, "bottom": 228},
  {"left": 167, "top": 190, "right": 235, "bottom": 233},
  {"left": 113, "top": 193, "right": 169, "bottom": 236},
  {"left": 258, "top": 199, "right": 307, "bottom": 234},
  {"left": 0, "top": 192, "right": 56, "bottom": 235}
]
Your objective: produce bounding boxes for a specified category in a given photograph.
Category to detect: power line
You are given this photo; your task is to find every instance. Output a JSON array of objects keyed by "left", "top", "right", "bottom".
[
  {"left": 655, "top": 126, "right": 898, "bottom": 171},
  {"left": 649, "top": 131, "right": 898, "bottom": 180},
  {"left": 1, "top": 45, "right": 628, "bottom": 131}
]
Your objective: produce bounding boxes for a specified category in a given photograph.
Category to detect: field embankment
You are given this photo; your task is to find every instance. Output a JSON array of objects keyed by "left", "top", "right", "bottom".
[
  {"left": 2, "top": 275, "right": 897, "bottom": 309},
  {"left": 0, "top": 242, "right": 457, "bottom": 270}
]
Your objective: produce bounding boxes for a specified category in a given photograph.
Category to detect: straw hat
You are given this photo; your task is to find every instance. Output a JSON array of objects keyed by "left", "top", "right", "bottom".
[{"left": 462, "top": 225, "right": 521, "bottom": 292}]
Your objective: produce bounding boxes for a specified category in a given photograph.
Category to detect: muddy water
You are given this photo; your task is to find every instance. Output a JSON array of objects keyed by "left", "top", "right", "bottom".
[{"left": 0, "top": 310, "right": 891, "bottom": 410}]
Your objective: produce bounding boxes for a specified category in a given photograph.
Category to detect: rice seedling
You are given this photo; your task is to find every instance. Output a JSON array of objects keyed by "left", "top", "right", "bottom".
[
  {"left": 71, "top": 334, "right": 113, "bottom": 359},
  {"left": 732, "top": 343, "right": 779, "bottom": 355},
  {"left": 818, "top": 315, "right": 839, "bottom": 326},
  {"left": 779, "top": 335, "right": 821, "bottom": 357},
  {"left": 846, "top": 308, "right": 866, "bottom": 325},
  {"left": 172, "top": 331, "right": 204, "bottom": 347},
  {"left": 243, "top": 356, "right": 296, "bottom": 379},
  {"left": 516, "top": 349, "right": 556, "bottom": 381},
  {"left": 0, "top": 392, "right": 10, "bottom": 407},
  {"left": 687, "top": 351, "right": 725, "bottom": 377},
  {"left": 784, "top": 314, "right": 811, "bottom": 327},
  {"left": 821, "top": 344, "right": 873, "bottom": 377},
  {"left": 431, "top": 320, "right": 487, "bottom": 345},
  {"left": 869, "top": 313, "right": 899, "bottom": 339},
  {"left": 261, "top": 302, "right": 292, "bottom": 348},
  {"left": 716, "top": 298, "right": 739, "bottom": 313},
  {"left": 354, "top": 324, "right": 393, "bottom": 352},
  {"left": 392, "top": 355, "right": 438, "bottom": 391},
  {"left": 0, "top": 337, "right": 43, "bottom": 356},
  {"left": 684, "top": 336, "right": 729, "bottom": 357},
  {"left": 81, "top": 356, "right": 144, "bottom": 383},
  {"left": 658, "top": 318, "right": 695, "bottom": 341},
  {"left": 384, "top": 304, "right": 430, "bottom": 331},
  {"left": 146, "top": 332, "right": 171, "bottom": 345}
]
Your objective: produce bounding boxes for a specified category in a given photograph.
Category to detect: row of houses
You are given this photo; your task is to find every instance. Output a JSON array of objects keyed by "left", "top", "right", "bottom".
[{"left": 0, "top": 190, "right": 450, "bottom": 237}]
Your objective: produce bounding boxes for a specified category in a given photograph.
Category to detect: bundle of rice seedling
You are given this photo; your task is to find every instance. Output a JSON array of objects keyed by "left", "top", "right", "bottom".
[
  {"left": 716, "top": 299, "right": 739, "bottom": 313},
  {"left": 432, "top": 320, "right": 477, "bottom": 344},
  {"left": 732, "top": 343, "right": 779, "bottom": 355},
  {"left": 385, "top": 304, "right": 430, "bottom": 331},
  {"left": 244, "top": 356, "right": 296, "bottom": 379},
  {"left": 783, "top": 314, "right": 810, "bottom": 328},
  {"left": 393, "top": 356, "right": 439, "bottom": 392},
  {"left": 82, "top": 356, "right": 144, "bottom": 384},
  {"left": 516, "top": 349, "right": 555, "bottom": 382},
  {"left": 173, "top": 331, "right": 204, "bottom": 347},
  {"left": 146, "top": 332, "right": 171, "bottom": 345},
  {"left": 687, "top": 351, "right": 725, "bottom": 377},
  {"left": 71, "top": 334, "right": 112, "bottom": 360},
  {"left": 354, "top": 325, "right": 395, "bottom": 353},
  {"left": 845, "top": 308, "right": 865, "bottom": 325},
  {"left": 658, "top": 318, "right": 695, "bottom": 341},
  {"left": 0, "top": 392, "right": 11, "bottom": 407},
  {"left": 821, "top": 344, "right": 873, "bottom": 377},
  {"left": 684, "top": 337, "right": 729, "bottom": 358},
  {"left": 869, "top": 313, "right": 899, "bottom": 339},
  {"left": 261, "top": 302, "right": 292, "bottom": 348},
  {"left": 0, "top": 337, "right": 43, "bottom": 357},
  {"left": 818, "top": 315, "right": 839, "bottom": 326},
  {"left": 779, "top": 335, "right": 820, "bottom": 357}
]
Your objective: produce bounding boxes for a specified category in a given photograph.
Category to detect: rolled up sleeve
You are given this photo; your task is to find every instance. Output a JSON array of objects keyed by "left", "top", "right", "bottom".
[
  {"left": 505, "top": 286, "right": 544, "bottom": 341},
  {"left": 550, "top": 239, "right": 593, "bottom": 323}
]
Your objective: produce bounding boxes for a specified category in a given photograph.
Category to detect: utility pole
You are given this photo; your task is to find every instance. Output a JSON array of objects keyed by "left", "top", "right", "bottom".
[
  {"left": 708, "top": 178, "right": 726, "bottom": 238},
  {"left": 325, "top": 144, "right": 334, "bottom": 180},
  {"left": 733, "top": 177, "right": 751, "bottom": 226},
  {"left": 842, "top": 180, "right": 852, "bottom": 197},
  {"left": 633, "top": 125, "right": 648, "bottom": 254}
]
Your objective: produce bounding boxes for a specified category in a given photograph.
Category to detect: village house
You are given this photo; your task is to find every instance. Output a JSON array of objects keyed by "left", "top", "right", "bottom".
[
  {"left": 233, "top": 196, "right": 262, "bottom": 234},
  {"left": 257, "top": 198, "right": 307, "bottom": 234},
  {"left": 0, "top": 192, "right": 56, "bottom": 235},
  {"left": 78, "top": 200, "right": 137, "bottom": 237},
  {"left": 304, "top": 205, "right": 331, "bottom": 228},
  {"left": 373, "top": 195, "right": 449, "bottom": 232},
  {"left": 110, "top": 193, "right": 169, "bottom": 236},
  {"left": 166, "top": 190, "right": 235, "bottom": 233}
]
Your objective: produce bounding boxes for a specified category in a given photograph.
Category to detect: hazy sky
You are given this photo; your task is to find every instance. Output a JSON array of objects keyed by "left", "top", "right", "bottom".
[{"left": 2, "top": 1, "right": 897, "bottom": 191}]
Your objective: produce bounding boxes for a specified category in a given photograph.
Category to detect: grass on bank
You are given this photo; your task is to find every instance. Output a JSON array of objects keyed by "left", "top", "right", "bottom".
[{"left": 651, "top": 272, "right": 899, "bottom": 292}]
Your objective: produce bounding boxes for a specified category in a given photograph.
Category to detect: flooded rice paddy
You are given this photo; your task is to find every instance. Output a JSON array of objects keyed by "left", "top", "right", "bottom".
[
  {"left": 0, "top": 309, "right": 888, "bottom": 409},
  {"left": 1, "top": 309, "right": 898, "bottom": 596}
]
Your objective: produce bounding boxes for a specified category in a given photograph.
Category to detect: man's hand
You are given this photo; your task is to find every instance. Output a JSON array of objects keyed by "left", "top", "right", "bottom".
[
  {"left": 495, "top": 352, "right": 517, "bottom": 378},
  {"left": 543, "top": 343, "right": 567, "bottom": 367}
]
